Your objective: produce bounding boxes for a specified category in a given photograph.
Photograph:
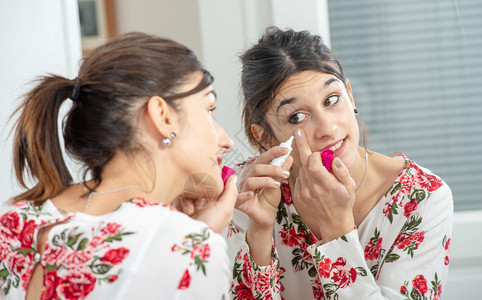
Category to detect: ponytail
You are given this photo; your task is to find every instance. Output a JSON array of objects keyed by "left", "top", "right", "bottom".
[
  {"left": 11, "top": 75, "right": 74, "bottom": 203},
  {"left": 10, "top": 32, "right": 214, "bottom": 203}
]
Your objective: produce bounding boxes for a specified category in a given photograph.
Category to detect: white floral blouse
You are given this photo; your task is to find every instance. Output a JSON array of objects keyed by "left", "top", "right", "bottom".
[
  {"left": 0, "top": 197, "right": 230, "bottom": 299},
  {"left": 227, "top": 153, "right": 453, "bottom": 300}
]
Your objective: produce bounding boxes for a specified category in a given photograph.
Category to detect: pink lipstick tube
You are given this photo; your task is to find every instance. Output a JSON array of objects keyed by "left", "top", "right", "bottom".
[
  {"left": 321, "top": 149, "right": 334, "bottom": 171},
  {"left": 221, "top": 166, "right": 236, "bottom": 184}
]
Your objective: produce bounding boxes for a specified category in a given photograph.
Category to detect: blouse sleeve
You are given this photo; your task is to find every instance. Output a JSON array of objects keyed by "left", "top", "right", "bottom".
[
  {"left": 306, "top": 182, "right": 453, "bottom": 299},
  {"left": 227, "top": 210, "right": 283, "bottom": 300}
]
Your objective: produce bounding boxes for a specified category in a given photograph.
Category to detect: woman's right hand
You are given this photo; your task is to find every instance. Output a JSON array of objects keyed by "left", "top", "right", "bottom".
[
  {"left": 235, "top": 146, "right": 293, "bottom": 229},
  {"left": 235, "top": 146, "right": 293, "bottom": 265}
]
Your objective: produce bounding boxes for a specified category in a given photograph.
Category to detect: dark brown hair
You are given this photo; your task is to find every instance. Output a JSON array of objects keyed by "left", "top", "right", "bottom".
[
  {"left": 241, "top": 27, "right": 348, "bottom": 151},
  {"left": 11, "top": 32, "right": 213, "bottom": 203}
]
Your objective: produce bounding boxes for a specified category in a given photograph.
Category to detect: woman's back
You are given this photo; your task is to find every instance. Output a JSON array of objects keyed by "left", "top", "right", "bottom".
[{"left": 0, "top": 197, "right": 230, "bottom": 299}]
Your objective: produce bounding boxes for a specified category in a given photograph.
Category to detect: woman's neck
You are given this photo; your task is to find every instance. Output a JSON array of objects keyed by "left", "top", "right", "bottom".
[{"left": 97, "top": 151, "right": 184, "bottom": 205}]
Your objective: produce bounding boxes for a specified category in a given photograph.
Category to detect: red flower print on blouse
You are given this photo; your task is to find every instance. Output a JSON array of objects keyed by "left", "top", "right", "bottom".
[
  {"left": 280, "top": 183, "right": 293, "bottom": 205},
  {"left": 431, "top": 283, "right": 442, "bottom": 300},
  {"left": 312, "top": 276, "right": 325, "bottom": 300},
  {"left": 41, "top": 271, "right": 60, "bottom": 300},
  {"left": 43, "top": 243, "right": 69, "bottom": 265},
  {"left": 19, "top": 219, "right": 36, "bottom": 249},
  {"left": 330, "top": 257, "right": 358, "bottom": 289},
  {"left": 256, "top": 272, "right": 274, "bottom": 300},
  {"left": 400, "top": 273, "right": 442, "bottom": 299},
  {"left": 235, "top": 282, "right": 256, "bottom": 300},
  {"left": 63, "top": 250, "right": 91, "bottom": 266},
  {"left": 100, "top": 222, "right": 122, "bottom": 236},
  {"left": 101, "top": 247, "right": 130, "bottom": 265},
  {"left": 443, "top": 237, "right": 451, "bottom": 265},
  {"left": 172, "top": 227, "right": 212, "bottom": 291},
  {"left": 58, "top": 266, "right": 97, "bottom": 300},
  {"left": 410, "top": 162, "right": 443, "bottom": 192},
  {"left": 396, "top": 231, "right": 426, "bottom": 250},
  {"left": 178, "top": 269, "right": 191, "bottom": 290},
  {"left": 403, "top": 199, "right": 418, "bottom": 218},
  {"left": 364, "top": 238, "right": 383, "bottom": 260},
  {"left": 317, "top": 257, "right": 332, "bottom": 278},
  {"left": 383, "top": 201, "right": 394, "bottom": 217},
  {"left": 0, "top": 211, "right": 22, "bottom": 238},
  {"left": 398, "top": 172, "right": 414, "bottom": 195},
  {"left": 412, "top": 274, "right": 428, "bottom": 295},
  {"left": 191, "top": 244, "right": 210, "bottom": 260},
  {"left": 6, "top": 251, "right": 30, "bottom": 276},
  {"left": 227, "top": 222, "right": 240, "bottom": 238},
  {"left": 242, "top": 253, "right": 255, "bottom": 284},
  {"left": 280, "top": 226, "right": 302, "bottom": 247},
  {"left": 130, "top": 197, "right": 157, "bottom": 207}
]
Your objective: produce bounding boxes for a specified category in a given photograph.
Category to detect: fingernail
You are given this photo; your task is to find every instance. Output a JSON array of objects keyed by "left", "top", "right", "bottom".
[
  {"left": 335, "top": 158, "right": 343, "bottom": 168},
  {"left": 280, "top": 147, "right": 289, "bottom": 153},
  {"left": 283, "top": 170, "right": 290, "bottom": 178},
  {"left": 245, "top": 191, "right": 254, "bottom": 197},
  {"left": 274, "top": 181, "right": 281, "bottom": 187},
  {"left": 295, "top": 129, "right": 301, "bottom": 137}
]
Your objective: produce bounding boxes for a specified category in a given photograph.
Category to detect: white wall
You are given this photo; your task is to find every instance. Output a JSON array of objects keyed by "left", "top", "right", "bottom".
[
  {"left": 115, "top": 0, "right": 203, "bottom": 60},
  {"left": 0, "top": 0, "right": 82, "bottom": 200}
]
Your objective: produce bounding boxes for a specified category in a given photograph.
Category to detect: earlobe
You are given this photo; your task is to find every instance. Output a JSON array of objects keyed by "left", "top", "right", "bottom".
[
  {"left": 251, "top": 124, "right": 273, "bottom": 149},
  {"left": 251, "top": 124, "right": 265, "bottom": 143}
]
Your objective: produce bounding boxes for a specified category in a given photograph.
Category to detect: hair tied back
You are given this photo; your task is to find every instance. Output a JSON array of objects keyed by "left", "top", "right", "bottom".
[{"left": 70, "top": 77, "right": 81, "bottom": 102}]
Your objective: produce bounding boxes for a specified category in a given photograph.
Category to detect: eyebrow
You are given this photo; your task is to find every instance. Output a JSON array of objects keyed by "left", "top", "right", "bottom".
[
  {"left": 205, "top": 89, "right": 217, "bottom": 99},
  {"left": 275, "top": 77, "right": 339, "bottom": 115}
]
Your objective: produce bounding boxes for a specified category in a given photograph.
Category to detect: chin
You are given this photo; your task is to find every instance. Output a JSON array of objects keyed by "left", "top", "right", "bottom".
[{"left": 182, "top": 170, "right": 222, "bottom": 201}]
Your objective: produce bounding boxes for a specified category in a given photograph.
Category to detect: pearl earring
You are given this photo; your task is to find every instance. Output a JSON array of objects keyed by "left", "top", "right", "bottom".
[
  {"left": 161, "top": 132, "right": 176, "bottom": 147},
  {"left": 354, "top": 108, "right": 359, "bottom": 115}
]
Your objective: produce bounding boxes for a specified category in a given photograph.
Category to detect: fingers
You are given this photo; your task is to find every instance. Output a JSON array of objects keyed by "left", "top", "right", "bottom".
[
  {"left": 235, "top": 190, "right": 255, "bottom": 207},
  {"left": 242, "top": 176, "right": 282, "bottom": 192},
  {"left": 281, "top": 155, "right": 294, "bottom": 173},
  {"left": 219, "top": 175, "right": 239, "bottom": 205},
  {"left": 331, "top": 157, "right": 356, "bottom": 194},
  {"left": 179, "top": 198, "right": 195, "bottom": 215},
  {"left": 294, "top": 129, "right": 312, "bottom": 166},
  {"left": 255, "top": 145, "right": 290, "bottom": 165},
  {"left": 244, "top": 163, "right": 290, "bottom": 181}
]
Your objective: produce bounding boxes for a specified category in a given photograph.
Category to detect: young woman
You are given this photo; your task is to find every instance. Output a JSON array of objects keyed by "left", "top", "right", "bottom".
[
  {"left": 228, "top": 27, "right": 453, "bottom": 299},
  {"left": 0, "top": 32, "right": 251, "bottom": 299}
]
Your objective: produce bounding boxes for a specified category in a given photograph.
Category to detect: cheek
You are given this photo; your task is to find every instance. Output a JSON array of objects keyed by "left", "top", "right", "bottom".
[{"left": 178, "top": 116, "right": 218, "bottom": 155}]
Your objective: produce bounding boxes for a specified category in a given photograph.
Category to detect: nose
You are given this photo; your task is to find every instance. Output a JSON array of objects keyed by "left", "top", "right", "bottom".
[
  {"left": 216, "top": 121, "right": 234, "bottom": 154},
  {"left": 313, "top": 111, "right": 337, "bottom": 140}
]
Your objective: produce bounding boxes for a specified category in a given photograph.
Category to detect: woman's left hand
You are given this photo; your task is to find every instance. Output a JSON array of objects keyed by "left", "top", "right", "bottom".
[
  {"left": 174, "top": 175, "right": 254, "bottom": 233},
  {"left": 293, "top": 129, "right": 356, "bottom": 242}
]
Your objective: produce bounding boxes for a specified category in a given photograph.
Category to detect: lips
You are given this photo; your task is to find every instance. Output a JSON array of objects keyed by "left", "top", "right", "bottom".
[
  {"left": 319, "top": 138, "right": 347, "bottom": 158},
  {"left": 217, "top": 156, "right": 223, "bottom": 166},
  {"left": 324, "top": 139, "right": 344, "bottom": 152}
]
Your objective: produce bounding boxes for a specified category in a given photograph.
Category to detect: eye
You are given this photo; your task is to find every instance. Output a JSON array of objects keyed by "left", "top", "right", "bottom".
[
  {"left": 324, "top": 95, "right": 339, "bottom": 106},
  {"left": 208, "top": 106, "right": 216, "bottom": 117},
  {"left": 288, "top": 112, "right": 308, "bottom": 124}
]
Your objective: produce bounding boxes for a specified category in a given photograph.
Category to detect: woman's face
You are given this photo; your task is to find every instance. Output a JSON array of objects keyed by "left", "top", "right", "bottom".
[
  {"left": 172, "top": 72, "right": 234, "bottom": 198},
  {"left": 263, "top": 70, "right": 359, "bottom": 171}
]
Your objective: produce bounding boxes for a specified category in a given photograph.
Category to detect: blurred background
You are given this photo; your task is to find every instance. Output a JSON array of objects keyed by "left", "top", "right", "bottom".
[{"left": 1, "top": 0, "right": 480, "bottom": 298}]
